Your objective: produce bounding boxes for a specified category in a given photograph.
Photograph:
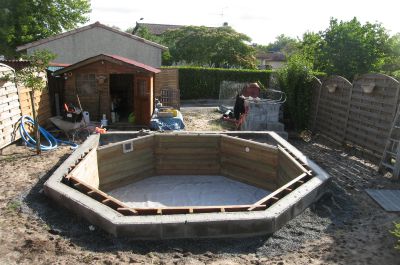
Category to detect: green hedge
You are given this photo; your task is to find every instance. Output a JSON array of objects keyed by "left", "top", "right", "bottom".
[{"left": 171, "top": 67, "right": 273, "bottom": 99}]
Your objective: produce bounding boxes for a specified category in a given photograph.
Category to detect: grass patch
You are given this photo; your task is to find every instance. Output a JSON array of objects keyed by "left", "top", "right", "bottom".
[
  {"left": 391, "top": 222, "right": 400, "bottom": 250},
  {"left": 208, "top": 119, "right": 236, "bottom": 131},
  {"left": 7, "top": 200, "right": 22, "bottom": 212}
]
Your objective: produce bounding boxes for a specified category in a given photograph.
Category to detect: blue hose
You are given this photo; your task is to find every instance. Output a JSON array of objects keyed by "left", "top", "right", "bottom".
[{"left": 19, "top": 115, "right": 78, "bottom": 151}]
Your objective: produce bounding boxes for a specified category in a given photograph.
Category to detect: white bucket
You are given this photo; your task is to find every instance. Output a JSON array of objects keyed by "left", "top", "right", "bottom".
[
  {"left": 83, "top": 111, "right": 90, "bottom": 124},
  {"left": 101, "top": 114, "right": 108, "bottom": 127}
]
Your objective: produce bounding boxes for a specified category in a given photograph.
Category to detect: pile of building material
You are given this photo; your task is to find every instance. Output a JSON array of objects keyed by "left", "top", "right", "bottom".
[{"left": 241, "top": 91, "right": 287, "bottom": 139}]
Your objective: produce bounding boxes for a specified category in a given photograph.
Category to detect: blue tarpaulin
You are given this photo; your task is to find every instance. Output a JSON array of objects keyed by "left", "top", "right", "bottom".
[{"left": 150, "top": 110, "right": 185, "bottom": 131}]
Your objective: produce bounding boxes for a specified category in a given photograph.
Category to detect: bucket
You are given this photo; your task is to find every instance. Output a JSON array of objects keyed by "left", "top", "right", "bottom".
[
  {"left": 101, "top": 114, "right": 108, "bottom": 127},
  {"left": 83, "top": 111, "right": 90, "bottom": 124}
]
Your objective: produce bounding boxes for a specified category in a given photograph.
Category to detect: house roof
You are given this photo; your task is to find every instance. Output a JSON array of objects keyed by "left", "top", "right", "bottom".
[
  {"left": 139, "top": 23, "right": 183, "bottom": 35},
  {"left": 16, "top": 22, "right": 168, "bottom": 52},
  {"left": 0, "top": 59, "right": 30, "bottom": 70},
  {"left": 256, "top": 52, "right": 286, "bottom": 61},
  {"left": 54, "top": 54, "right": 161, "bottom": 75}
]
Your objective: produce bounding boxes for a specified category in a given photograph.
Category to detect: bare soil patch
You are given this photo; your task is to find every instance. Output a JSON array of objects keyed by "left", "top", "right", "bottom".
[{"left": 0, "top": 107, "right": 399, "bottom": 264}]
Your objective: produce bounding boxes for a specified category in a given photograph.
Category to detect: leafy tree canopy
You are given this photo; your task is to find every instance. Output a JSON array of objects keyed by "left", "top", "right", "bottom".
[
  {"left": 0, "top": 0, "right": 91, "bottom": 58},
  {"left": 298, "top": 17, "right": 394, "bottom": 80},
  {"left": 131, "top": 25, "right": 257, "bottom": 69},
  {"left": 256, "top": 34, "right": 299, "bottom": 56},
  {"left": 162, "top": 26, "right": 256, "bottom": 69}
]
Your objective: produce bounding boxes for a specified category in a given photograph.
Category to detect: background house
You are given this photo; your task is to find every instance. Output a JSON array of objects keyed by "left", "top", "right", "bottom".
[
  {"left": 16, "top": 22, "right": 167, "bottom": 68},
  {"left": 138, "top": 23, "right": 183, "bottom": 36},
  {"left": 256, "top": 52, "right": 286, "bottom": 69}
]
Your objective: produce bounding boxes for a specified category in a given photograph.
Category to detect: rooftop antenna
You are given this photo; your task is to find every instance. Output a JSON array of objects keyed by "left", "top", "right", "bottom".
[
  {"left": 219, "top": 6, "right": 228, "bottom": 18},
  {"left": 132, "top": 17, "right": 144, "bottom": 35}
]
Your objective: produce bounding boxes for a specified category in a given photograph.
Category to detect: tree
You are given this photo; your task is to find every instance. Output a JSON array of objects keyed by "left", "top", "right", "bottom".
[
  {"left": 163, "top": 26, "right": 256, "bottom": 68},
  {"left": 15, "top": 50, "right": 56, "bottom": 154},
  {"left": 382, "top": 33, "right": 400, "bottom": 77},
  {"left": 0, "top": 0, "right": 91, "bottom": 57},
  {"left": 277, "top": 54, "right": 314, "bottom": 131},
  {"left": 318, "top": 17, "right": 391, "bottom": 80},
  {"left": 298, "top": 32, "right": 325, "bottom": 70},
  {"left": 257, "top": 34, "right": 299, "bottom": 56}
]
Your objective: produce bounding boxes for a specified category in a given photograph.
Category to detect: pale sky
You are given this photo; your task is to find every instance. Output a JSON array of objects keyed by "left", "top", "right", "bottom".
[{"left": 89, "top": 0, "right": 400, "bottom": 45}]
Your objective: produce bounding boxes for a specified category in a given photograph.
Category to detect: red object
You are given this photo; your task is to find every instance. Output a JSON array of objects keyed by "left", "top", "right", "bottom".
[
  {"left": 222, "top": 106, "right": 249, "bottom": 130},
  {"left": 242, "top": 83, "right": 260, "bottom": 98},
  {"left": 95, "top": 127, "right": 107, "bottom": 134}
]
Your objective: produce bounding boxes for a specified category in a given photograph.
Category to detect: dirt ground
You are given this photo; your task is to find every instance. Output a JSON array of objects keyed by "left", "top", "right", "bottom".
[{"left": 0, "top": 107, "right": 399, "bottom": 264}]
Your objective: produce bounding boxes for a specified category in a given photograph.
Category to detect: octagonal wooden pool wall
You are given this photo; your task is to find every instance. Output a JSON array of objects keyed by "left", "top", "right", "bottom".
[{"left": 44, "top": 132, "right": 330, "bottom": 239}]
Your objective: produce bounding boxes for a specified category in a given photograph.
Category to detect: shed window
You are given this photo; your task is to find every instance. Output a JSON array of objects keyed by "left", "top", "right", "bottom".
[{"left": 76, "top": 74, "right": 97, "bottom": 95}]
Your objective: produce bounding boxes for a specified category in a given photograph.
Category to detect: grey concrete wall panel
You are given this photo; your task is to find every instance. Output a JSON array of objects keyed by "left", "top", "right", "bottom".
[{"left": 28, "top": 27, "right": 162, "bottom": 67}]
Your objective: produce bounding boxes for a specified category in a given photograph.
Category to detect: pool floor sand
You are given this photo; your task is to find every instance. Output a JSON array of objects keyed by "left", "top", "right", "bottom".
[{"left": 107, "top": 175, "right": 271, "bottom": 208}]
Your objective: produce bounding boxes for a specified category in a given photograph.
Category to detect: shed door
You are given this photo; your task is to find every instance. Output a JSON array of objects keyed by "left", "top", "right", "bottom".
[{"left": 134, "top": 76, "right": 151, "bottom": 125}]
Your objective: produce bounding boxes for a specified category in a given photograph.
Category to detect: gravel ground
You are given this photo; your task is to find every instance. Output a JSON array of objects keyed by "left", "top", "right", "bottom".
[{"left": 0, "top": 107, "right": 399, "bottom": 264}]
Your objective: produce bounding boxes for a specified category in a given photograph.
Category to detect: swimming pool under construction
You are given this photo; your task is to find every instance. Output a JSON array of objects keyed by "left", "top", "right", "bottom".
[{"left": 44, "top": 131, "right": 330, "bottom": 239}]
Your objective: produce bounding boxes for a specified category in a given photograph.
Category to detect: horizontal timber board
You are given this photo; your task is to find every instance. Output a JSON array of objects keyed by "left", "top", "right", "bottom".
[
  {"left": 97, "top": 146, "right": 154, "bottom": 161},
  {"left": 220, "top": 144, "right": 277, "bottom": 165},
  {"left": 220, "top": 155, "right": 276, "bottom": 174},
  {"left": 100, "top": 164, "right": 155, "bottom": 186},
  {"left": 156, "top": 168, "right": 220, "bottom": 175},
  {"left": 221, "top": 135, "right": 277, "bottom": 152},
  {"left": 155, "top": 147, "right": 218, "bottom": 155},
  {"left": 100, "top": 169, "right": 155, "bottom": 191},
  {"left": 220, "top": 167, "right": 277, "bottom": 191},
  {"left": 99, "top": 155, "right": 155, "bottom": 178}
]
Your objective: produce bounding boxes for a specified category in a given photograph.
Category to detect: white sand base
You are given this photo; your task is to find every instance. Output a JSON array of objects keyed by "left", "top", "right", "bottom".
[{"left": 107, "top": 175, "right": 271, "bottom": 208}]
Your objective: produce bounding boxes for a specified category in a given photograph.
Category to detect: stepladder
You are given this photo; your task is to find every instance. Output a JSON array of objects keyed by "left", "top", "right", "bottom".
[{"left": 380, "top": 106, "right": 400, "bottom": 179}]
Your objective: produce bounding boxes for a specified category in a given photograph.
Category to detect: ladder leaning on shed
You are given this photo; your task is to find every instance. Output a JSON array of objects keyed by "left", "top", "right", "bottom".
[{"left": 380, "top": 106, "right": 400, "bottom": 180}]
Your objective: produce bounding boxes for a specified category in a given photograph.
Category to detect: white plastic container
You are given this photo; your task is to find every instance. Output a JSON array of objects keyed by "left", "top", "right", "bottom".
[
  {"left": 83, "top": 111, "right": 90, "bottom": 124},
  {"left": 101, "top": 114, "right": 108, "bottom": 127}
]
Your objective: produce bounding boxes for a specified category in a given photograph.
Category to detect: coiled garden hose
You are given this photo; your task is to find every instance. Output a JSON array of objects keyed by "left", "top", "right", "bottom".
[{"left": 18, "top": 115, "right": 78, "bottom": 151}]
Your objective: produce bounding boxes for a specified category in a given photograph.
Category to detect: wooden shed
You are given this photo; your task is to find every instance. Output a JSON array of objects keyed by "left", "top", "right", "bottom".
[{"left": 54, "top": 54, "right": 160, "bottom": 126}]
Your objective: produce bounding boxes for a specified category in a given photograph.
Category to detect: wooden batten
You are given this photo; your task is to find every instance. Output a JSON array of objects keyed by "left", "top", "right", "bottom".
[{"left": 248, "top": 172, "right": 313, "bottom": 211}]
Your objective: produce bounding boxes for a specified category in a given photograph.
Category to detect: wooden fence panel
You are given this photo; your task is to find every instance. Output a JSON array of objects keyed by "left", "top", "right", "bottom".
[
  {"left": 18, "top": 87, "right": 52, "bottom": 125},
  {"left": 314, "top": 75, "right": 352, "bottom": 142},
  {"left": 346, "top": 74, "right": 400, "bottom": 155},
  {"left": 154, "top": 68, "right": 180, "bottom": 109},
  {"left": 0, "top": 64, "right": 21, "bottom": 149}
]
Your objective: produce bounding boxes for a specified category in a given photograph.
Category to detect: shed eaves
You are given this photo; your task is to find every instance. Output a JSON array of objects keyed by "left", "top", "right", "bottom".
[{"left": 54, "top": 54, "right": 161, "bottom": 75}]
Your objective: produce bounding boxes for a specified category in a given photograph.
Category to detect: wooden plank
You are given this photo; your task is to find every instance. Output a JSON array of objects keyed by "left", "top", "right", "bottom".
[
  {"left": 156, "top": 168, "right": 220, "bottom": 175},
  {"left": 156, "top": 134, "right": 220, "bottom": 143},
  {"left": 248, "top": 172, "right": 311, "bottom": 210},
  {"left": 100, "top": 168, "right": 155, "bottom": 191},
  {"left": 155, "top": 147, "right": 219, "bottom": 155},
  {"left": 130, "top": 204, "right": 267, "bottom": 215},
  {"left": 157, "top": 141, "right": 219, "bottom": 148},
  {"left": 67, "top": 175, "right": 134, "bottom": 213},
  {"left": 220, "top": 163, "right": 277, "bottom": 191},
  {"left": 220, "top": 155, "right": 276, "bottom": 175},
  {"left": 278, "top": 146, "right": 309, "bottom": 174},
  {"left": 98, "top": 134, "right": 155, "bottom": 153},
  {"left": 221, "top": 134, "right": 277, "bottom": 152},
  {"left": 156, "top": 161, "right": 220, "bottom": 171},
  {"left": 220, "top": 143, "right": 277, "bottom": 166},
  {"left": 99, "top": 159, "right": 155, "bottom": 183},
  {"left": 98, "top": 148, "right": 154, "bottom": 169}
]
